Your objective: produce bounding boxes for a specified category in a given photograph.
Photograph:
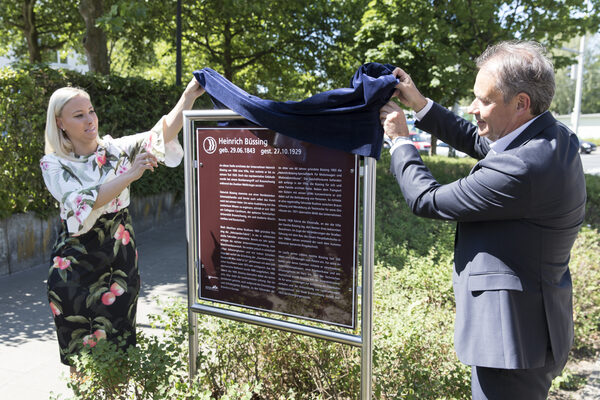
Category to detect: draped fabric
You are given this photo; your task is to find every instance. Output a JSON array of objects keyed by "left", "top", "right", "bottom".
[{"left": 193, "top": 63, "right": 398, "bottom": 159}]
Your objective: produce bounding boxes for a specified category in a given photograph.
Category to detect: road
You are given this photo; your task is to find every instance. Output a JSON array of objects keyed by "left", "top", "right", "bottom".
[{"left": 581, "top": 152, "right": 600, "bottom": 175}]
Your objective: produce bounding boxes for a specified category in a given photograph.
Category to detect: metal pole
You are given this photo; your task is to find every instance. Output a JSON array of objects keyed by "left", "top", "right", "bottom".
[
  {"left": 361, "top": 157, "right": 376, "bottom": 399},
  {"left": 572, "top": 35, "right": 586, "bottom": 135},
  {"left": 183, "top": 112, "right": 199, "bottom": 379},
  {"left": 176, "top": 0, "right": 182, "bottom": 86}
]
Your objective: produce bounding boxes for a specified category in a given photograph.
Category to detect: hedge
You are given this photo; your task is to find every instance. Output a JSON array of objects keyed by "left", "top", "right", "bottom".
[{"left": 0, "top": 65, "right": 212, "bottom": 219}]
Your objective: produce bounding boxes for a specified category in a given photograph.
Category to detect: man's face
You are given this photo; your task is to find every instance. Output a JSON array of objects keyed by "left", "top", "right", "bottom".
[{"left": 468, "top": 67, "right": 521, "bottom": 142}]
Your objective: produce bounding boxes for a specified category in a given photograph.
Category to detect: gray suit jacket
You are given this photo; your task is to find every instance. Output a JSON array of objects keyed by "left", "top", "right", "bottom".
[{"left": 390, "top": 102, "right": 586, "bottom": 369}]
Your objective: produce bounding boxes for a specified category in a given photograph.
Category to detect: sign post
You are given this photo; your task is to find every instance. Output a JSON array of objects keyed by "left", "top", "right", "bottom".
[{"left": 183, "top": 110, "right": 375, "bottom": 398}]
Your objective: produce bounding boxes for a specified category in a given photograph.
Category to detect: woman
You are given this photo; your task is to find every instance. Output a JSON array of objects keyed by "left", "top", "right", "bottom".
[{"left": 40, "top": 79, "right": 204, "bottom": 372}]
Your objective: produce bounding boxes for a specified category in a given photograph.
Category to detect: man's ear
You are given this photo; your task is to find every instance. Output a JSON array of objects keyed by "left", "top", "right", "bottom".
[{"left": 516, "top": 93, "right": 531, "bottom": 112}]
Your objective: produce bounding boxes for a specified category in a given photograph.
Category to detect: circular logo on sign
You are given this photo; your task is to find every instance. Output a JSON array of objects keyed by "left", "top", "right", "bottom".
[{"left": 203, "top": 136, "right": 217, "bottom": 154}]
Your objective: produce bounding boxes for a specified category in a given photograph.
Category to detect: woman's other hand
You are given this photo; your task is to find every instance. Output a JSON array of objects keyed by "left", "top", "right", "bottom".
[{"left": 127, "top": 152, "right": 158, "bottom": 181}]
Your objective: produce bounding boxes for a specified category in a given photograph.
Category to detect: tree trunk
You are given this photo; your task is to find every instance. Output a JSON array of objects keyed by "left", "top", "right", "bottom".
[
  {"left": 79, "top": 0, "right": 109, "bottom": 74},
  {"left": 22, "top": 0, "right": 41, "bottom": 63}
]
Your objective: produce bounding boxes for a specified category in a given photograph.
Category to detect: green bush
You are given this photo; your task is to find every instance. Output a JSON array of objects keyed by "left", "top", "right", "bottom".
[
  {"left": 59, "top": 154, "right": 599, "bottom": 399},
  {"left": 0, "top": 65, "right": 212, "bottom": 219},
  {"left": 53, "top": 300, "right": 260, "bottom": 400},
  {"left": 585, "top": 174, "right": 600, "bottom": 229}
]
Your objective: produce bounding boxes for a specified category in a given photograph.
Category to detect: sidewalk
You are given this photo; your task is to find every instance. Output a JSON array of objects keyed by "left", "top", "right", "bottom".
[{"left": 0, "top": 217, "right": 188, "bottom": 399}]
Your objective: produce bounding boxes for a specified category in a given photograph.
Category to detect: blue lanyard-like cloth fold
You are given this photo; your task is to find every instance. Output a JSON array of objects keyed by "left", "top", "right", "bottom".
[{"left": 193, "top": 63, "right": 398, "bottom": 159}]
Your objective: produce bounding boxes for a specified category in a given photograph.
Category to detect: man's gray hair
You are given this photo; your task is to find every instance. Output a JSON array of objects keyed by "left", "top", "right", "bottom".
[{"left": 476, "top": 41, "right": 555, "bottom": 115}]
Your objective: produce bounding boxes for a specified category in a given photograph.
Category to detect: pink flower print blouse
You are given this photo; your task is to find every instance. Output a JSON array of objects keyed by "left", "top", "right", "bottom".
[{"left": 40, "top": 117, "right": 183, "bottom": 235}]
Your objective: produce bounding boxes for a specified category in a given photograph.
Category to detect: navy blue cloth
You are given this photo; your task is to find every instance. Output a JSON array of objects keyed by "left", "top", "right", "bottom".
[{"left": 193, "top": 63, "right": 398, "bottom": 159}]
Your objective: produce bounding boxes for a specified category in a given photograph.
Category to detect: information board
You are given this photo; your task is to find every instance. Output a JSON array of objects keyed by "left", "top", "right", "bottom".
[{"left": 195, "top": 127, "right": 359, "bottom": 328}]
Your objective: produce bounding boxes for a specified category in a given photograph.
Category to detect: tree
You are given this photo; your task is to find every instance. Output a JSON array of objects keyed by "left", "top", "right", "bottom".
[
  {"left": 354, "top": 0, "right": 599, "bottom": 152},
  {"left": 181, "top": 0, "right": 367, "bottom": 100},
  {"left": 0, "top": 0, "right": 82, "bottom": 63},
  {"left": 79, "top": 0, "right": 110, "bottom": 74},
  {"left": 95, "top": 1, "right": 175, "bottom": 79},
  {"left": 355, "top": 0, "right": 599, "bottom": 107}
]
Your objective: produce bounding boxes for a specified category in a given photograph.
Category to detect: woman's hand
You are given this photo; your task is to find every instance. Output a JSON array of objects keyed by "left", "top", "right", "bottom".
[
  {"left": 126, "top": 152, "right": 158, "bottom": 182},
  {"left": 93, "top": 152, "right": 158, "bottom": 210},
  {"left": 183, "top": 78, "right": 205, "bottom": 101}
]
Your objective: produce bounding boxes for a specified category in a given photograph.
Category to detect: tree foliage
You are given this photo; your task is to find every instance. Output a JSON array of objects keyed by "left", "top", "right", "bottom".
[
  {"left": 551, "top": 33, "right": 600, "bottom": 115},
  {"left": 354, "top": 0, "right": 599, "bottom": 107},
  {"left": 0, "top": 0, "right": 82, "bottom": 63},
  {"left": 1, "top": 0, "right": 599, "bottom": 107}
]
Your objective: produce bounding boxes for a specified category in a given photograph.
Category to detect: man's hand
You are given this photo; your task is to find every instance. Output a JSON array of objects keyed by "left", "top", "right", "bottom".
[
  {"left": 380, "top": 101, "right": 410, "bottom": 140},
  {"left": 392, "top": 68, "right": 428, "bottom": 112}
]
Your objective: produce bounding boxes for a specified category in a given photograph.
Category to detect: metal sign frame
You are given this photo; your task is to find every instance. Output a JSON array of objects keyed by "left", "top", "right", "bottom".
[{"left": 183, "top": 110, "right": 375, "bottom": 398}]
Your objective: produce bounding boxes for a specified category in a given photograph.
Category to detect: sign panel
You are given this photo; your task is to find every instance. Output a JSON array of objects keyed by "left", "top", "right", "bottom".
[{"left": 195, "top": 127, "right": 359, "bottom": 328}]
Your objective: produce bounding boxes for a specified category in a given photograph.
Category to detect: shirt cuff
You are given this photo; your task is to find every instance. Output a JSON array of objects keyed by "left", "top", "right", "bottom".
[
  {"left": 146, "top": 116, "right": 184, "bottom": 167},
  {"left": 414, "top": 98, "right": 434, "bottom": 121},
  {"left": 389, "top": 136, "right": 413, "bottom": 156}
]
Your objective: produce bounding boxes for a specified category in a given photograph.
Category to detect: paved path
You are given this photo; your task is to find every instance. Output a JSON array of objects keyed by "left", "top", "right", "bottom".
[{"left": 0, "top": 217, "right": 188, "bottom": 399}]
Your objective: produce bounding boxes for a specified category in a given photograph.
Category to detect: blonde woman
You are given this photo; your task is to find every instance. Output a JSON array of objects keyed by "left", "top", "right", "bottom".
[{"left": 40, "top": 79, "right": 204, "bottom": 373}]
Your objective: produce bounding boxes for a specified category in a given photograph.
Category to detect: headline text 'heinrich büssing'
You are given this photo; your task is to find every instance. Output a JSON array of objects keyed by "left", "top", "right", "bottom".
[{"left": 218, "top": 137, "right": 268, "bottom": 147}]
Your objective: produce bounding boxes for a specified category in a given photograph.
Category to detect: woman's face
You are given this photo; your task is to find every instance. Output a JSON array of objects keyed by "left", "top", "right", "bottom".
[{"left": 56, "top": 95, "right": 99, "bottom": 155}]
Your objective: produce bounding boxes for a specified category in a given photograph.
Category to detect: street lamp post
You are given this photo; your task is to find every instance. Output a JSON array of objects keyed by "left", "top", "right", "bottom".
[
  {"left": 563, "top": 35, "right": 586, "bottom": 135},
  {"left": 571, "top": 35, "right": 586, "bottom": 136}
]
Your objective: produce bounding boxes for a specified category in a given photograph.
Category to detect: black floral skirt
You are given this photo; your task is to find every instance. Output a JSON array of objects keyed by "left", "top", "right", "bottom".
[{"left": 47, "top": 208, "right": 140, "bottom": 365}]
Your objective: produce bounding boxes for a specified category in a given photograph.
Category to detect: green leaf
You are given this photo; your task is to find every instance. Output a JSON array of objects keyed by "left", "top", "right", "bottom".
[
  {"left": 109, "top": 220, "right": 121, "bottom": 238},
  {"left": 66, "top": 339, "right": 81, "bottom": 355},
  {"left": 93, "top": 317, "right": 113, "bottom": 333},
  {"left": 99, "top": 272, "right": 111, "bottom": 282},
  {"left": 65, "top": 315, "right": 89, "bottom": 325},
  {"left": 113, "top": 238, "right": 121, "bottom": 257},
  {"left": 71, "top": 328, "right": 88, "bottom": 340},
  {"left": 58, "top": 161, "right": 83, "bottom": 185},
  {"left": 69, "top": 244, "right": 88, "bottom": 255},
  {"left": 113, "top": 277, "right": 128, "bottom": 291},
  {"left": 58, "top": 269, "right": 68, "bottom": 282},
  {"left": 112, "top": 269, "right": 128, "bottom": 278},
  {"left": 48, "top": 290, "right": 61, "bottom": 302},
  {"left": 85, "top": 291, "right": 101, "bottom": 308},
  {"left": 97, "top": 229, "right": 106, "bottom": 245}
]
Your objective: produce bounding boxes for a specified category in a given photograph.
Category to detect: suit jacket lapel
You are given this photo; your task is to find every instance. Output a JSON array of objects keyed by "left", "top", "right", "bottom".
[{"left": 504, "top": 111, "right": 556, "bottom": 151}]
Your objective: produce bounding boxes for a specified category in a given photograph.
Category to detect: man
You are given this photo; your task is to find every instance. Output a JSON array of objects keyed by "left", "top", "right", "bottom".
[{"left": 379, "top": 41, "right": 586, "bottom": 399}]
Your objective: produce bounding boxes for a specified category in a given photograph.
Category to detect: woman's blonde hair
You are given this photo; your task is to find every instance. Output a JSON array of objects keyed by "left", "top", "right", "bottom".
[{"left": 44, "top": 87, "right": 93, "bottom": 159}]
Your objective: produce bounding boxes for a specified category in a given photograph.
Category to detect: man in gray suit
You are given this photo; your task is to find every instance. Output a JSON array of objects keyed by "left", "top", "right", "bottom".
[{"left": 379, "top": 41, "right": 586, "bottom": 399}]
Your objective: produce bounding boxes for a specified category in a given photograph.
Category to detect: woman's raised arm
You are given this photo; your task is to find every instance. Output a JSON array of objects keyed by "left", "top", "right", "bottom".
[{"left": 162, "top": 78, "right": 205, "bottom": 143}]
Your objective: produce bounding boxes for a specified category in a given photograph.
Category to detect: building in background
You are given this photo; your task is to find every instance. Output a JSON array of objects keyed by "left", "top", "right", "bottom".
[{"left": 0, "top": 50, "right": 88, "bottom": 73}]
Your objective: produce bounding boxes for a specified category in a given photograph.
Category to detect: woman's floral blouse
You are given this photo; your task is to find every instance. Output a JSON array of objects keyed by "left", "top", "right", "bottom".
[{"left": 40, "top": 117, "right": 183, "bottom": 235}]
